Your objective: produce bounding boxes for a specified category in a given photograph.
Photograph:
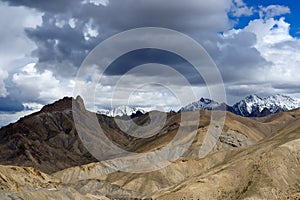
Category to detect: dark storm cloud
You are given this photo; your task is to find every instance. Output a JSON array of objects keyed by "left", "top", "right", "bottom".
[
  {"left": 103, "top": 48, "right": 204, "bottom": 84},
  {"left": 0, "top": 0, "right": 82, "bottom": 13},
  {"left": 1, "top": 0, "right": 234, "bottom": 77},
  {"left": 0, "top": 77, "right": 36, "bottom": 112},
  {"left": 1, "top": 0, "right": 278, "bottom": 106},
  {"left": 209, "top": 30, "right": 270, "bottom": 84},
  {"left": 2, "top": 0, "right": 269, "bottom": 87},
  {"left": 0, "top": 96, "right": 24, "bottom": 112},
  {"left": 25, "top": 13, "right": 102, "bottom": 76},
  {"left": 273, "top": 83, "right": 300, "bottom": 93},
  {"left": 226, "top": 84, "right": 261, "bottom": 97},
  {"left": 2, "top": 0, "right": 231, "bottom": 31},
  {"left": 94, "top": 0, "right": 230, "bottom": 32}
]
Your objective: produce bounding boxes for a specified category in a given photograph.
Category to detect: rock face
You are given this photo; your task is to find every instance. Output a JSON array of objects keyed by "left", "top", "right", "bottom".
[
  {"left": 0, "top": 97, "right": 97, "bottom": 173},
  {"left": 0, "top": 97, "right": 300, "bottom": 199}
]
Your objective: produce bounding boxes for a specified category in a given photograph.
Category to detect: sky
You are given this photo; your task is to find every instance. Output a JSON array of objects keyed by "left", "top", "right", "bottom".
[{"left": 0, "top": 0, "right": 300, "bottom": 126}]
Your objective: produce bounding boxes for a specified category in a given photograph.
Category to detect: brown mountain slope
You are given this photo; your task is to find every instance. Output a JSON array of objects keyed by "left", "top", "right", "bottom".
[
  {"left": 0, "top": 97, "right": 98, "bottom": 173},
  {"left": 154, "top": 110, "right": 300, "bottom": 199},
  {"left": 0, "top": 96, "right": 274, "bottom": 173},
  {"left": 0, "top": 96, "right": 152, "bottom": 173},
  {"left": 0, "top": 97, "right": 300, "bottom": 199},
  {"left": 49, "top": 109, "right": 300, "bottom": 199},
  {"left": 0, "top": 164, "right": 109, "bottom": 200}
]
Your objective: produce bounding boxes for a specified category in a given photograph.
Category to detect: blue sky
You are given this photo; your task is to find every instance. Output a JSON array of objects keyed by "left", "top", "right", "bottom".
[
  {"left": 0, "top": 0, "right": 300, "bottom": 126},
  {"left": 234, "top": 0, "right": 300, "bottom": 37}
]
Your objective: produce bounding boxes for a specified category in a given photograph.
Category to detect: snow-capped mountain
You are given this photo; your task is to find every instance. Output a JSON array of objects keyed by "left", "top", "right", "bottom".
[
  {"left": 232, "top": 94, "right": 300, "bottom": 117},
  {"left": 97, "top": 94, "right": 299, "bottom": 118},
  {"left": 179, "top": 98, "right": 224, "bottom": 112},
  {"left": 97, "top": 105, "right": 146, "bottom": 117},
  {"left": 179, "top": 94, "right": 300, "bottom": 117}
]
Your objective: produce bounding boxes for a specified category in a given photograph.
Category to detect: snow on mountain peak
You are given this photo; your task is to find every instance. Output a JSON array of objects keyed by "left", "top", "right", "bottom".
[
  {"left": 97, "top": 94, "right": 299, "bottom": 118},
  {"left": 179, "top": 98, "right": 221, "bottom": 112},
  {"left": 179, "top": 94, "right": 300, "bottom": 117},
  {"left": 244, "top": 94, "right": 261, "bottom": 102},
  {"left": 97, "top": 105, "right": 145, "bottom": 117},
  {"left": 235, "top": 94, "right": 264, "bottom": 114},
  {"left": 233, "top": 94, "right": 300, "bottom": 116},
  {"left": 264, "top": 94, "right": 300, "bottom": 111}
]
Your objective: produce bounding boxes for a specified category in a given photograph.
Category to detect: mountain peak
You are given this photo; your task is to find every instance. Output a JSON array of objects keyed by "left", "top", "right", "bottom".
[
  {"left": 199, "top": 97, "right": 213, "bottom": 104},
  {"left": 40, "top": 97, "right": 73, "bottom": 113},
  {"left": 74, "top": 95, "right": 86, "bottom": 111},
  {"left": 244, "top": 94, "right": 261, "bottom": 102},
  {"left": 179, "top": 97, "right": 221, "bottom": 112},
  {"left": 40, "top": 96, "right": 86, "bottom": 113}
]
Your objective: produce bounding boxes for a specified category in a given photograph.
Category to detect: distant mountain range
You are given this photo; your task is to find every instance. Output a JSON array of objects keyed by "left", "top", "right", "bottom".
[
  {"left": 180, "top": 94, "right": 300, "bottom": 117},
  {"left": 97, "top": 105, "right": 146, "bottom": 118},
  {"left": 98, "top": 94, "right": 300, "bottom": 118}
]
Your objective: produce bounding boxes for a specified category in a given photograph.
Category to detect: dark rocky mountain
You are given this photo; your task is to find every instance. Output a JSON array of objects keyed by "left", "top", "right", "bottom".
[
  {"left": 0, "top": 97, "right": 97, "bottom": 173},
  {"left": 0, "top": 96, "right": 174, "bottom": 173}
]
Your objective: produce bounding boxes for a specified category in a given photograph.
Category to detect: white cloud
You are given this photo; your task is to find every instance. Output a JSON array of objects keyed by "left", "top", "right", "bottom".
[
  {"left": 83, "top": 19, "right": 99, "bottom": 40},
  {"left": 245, "top": 17, "right": 292, "bottom": 45},
  {"left": 55, "top": 19, "right": 67, "bottom": 28},
  {"left": 244, "top": 17, "right": 300, "bottom": 82},
  {"left": 224, "top": 15, "right": 300, "bottom": 101},
  {"left": 69, "top": 18, "right": 77, "bottom": 29},
  {"left": 0, "top": 3, "right": 42, "bottom": 73},
  {"left": 12, "top": 63, "right": 73, "bottom": 103},
  {"left": 0, "top": 68, "right": 8, "bottom": 97},
  {"left": 259, "top": 5, "right": 290, "bottom": 19},
  {"left": 82, "top": 0, "right": 109, "bottom": 6},
  {"left": 230, "top": 0, "right": 253, "bottom": 17},
  {"left": 23, "top": 102, "right": 43, "bottom": 110}
]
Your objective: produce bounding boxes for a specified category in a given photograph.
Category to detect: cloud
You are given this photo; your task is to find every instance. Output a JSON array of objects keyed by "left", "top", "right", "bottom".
[
  {"left": 0, "top": 0, "right": 259, "bottom": 88},
  {"left": 0, "top": 2, "right": 42, "bottom": 71},
  {"left": 0, "top": 69, "right": 8, "bottom": 97},
  {"left": 259, "top": 5, "right": 290, "bottom": 19},
  {"left": 1, "top": 0, "right": 235, "bottom": 77},
  {"left": 244, "top": 17, "right": 300, "bottom": 82},
  {"left": 0, "top": 2, "right": 42, "bottom": 105},
  {"left": 230, "top": 0, "right": 254, "bottom": 17},
  {"left": 12, "top": 63, "right": 73, "bottom": 103},
  {"left": 0, "top": 0, "right": 299, "bottom": 118},
  {"left": 0, "top": 102, "right": 43, "bottom": 127},
  {"left": 214, "top": 30, "right": 270, "bottom": 83},
  {"left": 0, "top": 0, "right": 81, "bottom": 14},
  {"left": 83, "top": 0, "right": 109, "bottom": 6},
  {"left": 273, "top": 83, "right": 300, "bottom": 94},
  {"left": 222, "top": 15, "right": 300, "bottom": 102},
  {"left": 0, "top": 96, "right": 24, "bottom": 112}
]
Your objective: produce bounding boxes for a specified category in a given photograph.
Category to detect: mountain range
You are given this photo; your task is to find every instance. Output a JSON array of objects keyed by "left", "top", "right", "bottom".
[
  {"left": 231, "top": 94, "right": 300, "bottom": 117},
  {"left": 97, "top": 105, "right": 146, "bottom": 118},
  {"left": 99, "top": 94, "right": 300, "bottom": 118},
  {"left": 171, "top": 94, "right": 300, "bottom": 117},
  {"left": 0, "top": 96, "right": 300, "bottom": 199}
]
